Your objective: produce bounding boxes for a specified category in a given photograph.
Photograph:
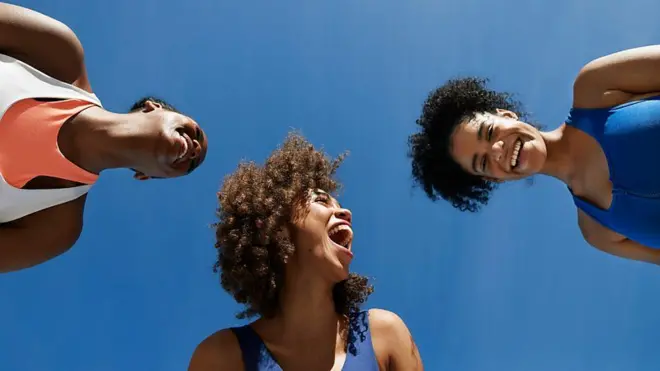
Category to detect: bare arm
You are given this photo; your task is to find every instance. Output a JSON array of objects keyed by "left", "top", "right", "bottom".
[
  {"left": 188, "top": 330, "right": 244, "bottom": 371},
  {"left": 577, "top": 209, "right": 660, "bottom": 265},
  {"left": 0, "top": 2, "right": 91, "bottom": 92},
  {"left": 369, "top": 309, "right": 423, "bottom": 371},
  {"left": 574, "top": 45, "right": 660, "bottom": 108},
  {"left": 0, "top": 196, "right": 86, "bottom": 273}
]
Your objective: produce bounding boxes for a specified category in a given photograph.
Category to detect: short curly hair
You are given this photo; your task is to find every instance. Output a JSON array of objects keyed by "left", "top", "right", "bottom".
[
  {"left": 214, "top": 132, "right": 373, "bottom": 321},
  {"left": 407, "top": 77, "right": 527, "bottom": 212},
  {"left": 128, "top": 96, "right": 179, "bottom": 113}
]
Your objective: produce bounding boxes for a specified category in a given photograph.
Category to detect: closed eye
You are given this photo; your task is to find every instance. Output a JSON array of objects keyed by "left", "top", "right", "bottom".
[{"left": 315, "top": 193, "right": 330, "bottom": 204}]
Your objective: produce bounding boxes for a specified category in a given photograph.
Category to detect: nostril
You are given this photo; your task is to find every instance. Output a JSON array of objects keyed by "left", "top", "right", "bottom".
[
  {"left": 190, "top": 141, "right": 201, "bottom": 159},
  {"left": 336, "top": 209, "right": 352, "bottom": 223}
]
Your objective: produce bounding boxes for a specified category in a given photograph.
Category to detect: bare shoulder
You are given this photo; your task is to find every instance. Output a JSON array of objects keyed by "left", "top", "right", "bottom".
[
  {"left": 368, "top": 308, "right": 415, "bottom": 347},
  {"left": 368, "top": 308, "right": 407, "bottom": 332},
  {"left": 368, "top": 308, "right": 423, "bottom": 370},
  {"left": 188, "top": 329, "right": 244, "bottom": 371},
  {"left": 0, "top": 3, "right": 91, "bottom": 92}
]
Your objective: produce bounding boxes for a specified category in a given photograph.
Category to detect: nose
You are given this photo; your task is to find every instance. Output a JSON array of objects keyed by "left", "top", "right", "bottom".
[
  {"left": 489, "top": 140, "right": 505, "bottom": 163},
  {"left": 189, "top": 140, "right": 202, "bottom": 159},
  {"left": 334, "top": 208, "right": 352, "bottom": 224}
]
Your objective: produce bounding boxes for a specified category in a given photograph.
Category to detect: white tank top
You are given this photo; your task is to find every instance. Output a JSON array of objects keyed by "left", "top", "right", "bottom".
[{"left": 0, "top": 53, "right": 103, "bottom": 223}]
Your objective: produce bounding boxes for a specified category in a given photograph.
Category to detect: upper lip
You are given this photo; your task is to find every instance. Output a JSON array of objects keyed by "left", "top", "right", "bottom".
[
  {"left": 173, "top": 131, "right": 194, "bottom": 165},
  {"left": 328, "top": 221, "right": 353, "bottom": 249},
  {"left": 328, "top": 220, "right": 352, "bottom": 231}
]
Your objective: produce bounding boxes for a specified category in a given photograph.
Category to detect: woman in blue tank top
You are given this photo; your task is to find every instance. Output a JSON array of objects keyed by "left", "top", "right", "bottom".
[
  {"left": 189, "top": 133, "right": 423, "bottom": 371},
  {"left": 408, "top": 45, "right": 660, "bottom": 265}
]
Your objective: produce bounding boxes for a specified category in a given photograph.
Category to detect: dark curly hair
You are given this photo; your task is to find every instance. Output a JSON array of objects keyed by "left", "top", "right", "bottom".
[
  {"left": 128, "top": 96, "right": 178, "bottom": 112},
  {"left": 407, "top": 77, "right": 528, "bottom": 212},
  {"left": 214, "top": 132, "right": 373, "bottom": 324}
]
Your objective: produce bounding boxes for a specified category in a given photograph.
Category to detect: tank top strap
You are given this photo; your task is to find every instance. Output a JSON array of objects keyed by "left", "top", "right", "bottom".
[
  {"left": 344, "top": 311, "right": 379, "bottom": 371},
  {"left": 230, "top": 325, "right": 281, "bottom": 371},
  {"left": 565, "top": 107, "right": 608, "bottom": 143}
]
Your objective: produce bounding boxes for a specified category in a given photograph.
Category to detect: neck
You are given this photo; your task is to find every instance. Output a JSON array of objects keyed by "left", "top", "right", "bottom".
[
  {"left": 269, "top": 261, "right": 341, "bottom": 343},
  {"left": 63, "top": 106, "right": 152, "bottom": 174},
  {"left": 538, "top": 124, "right": 577, "bottom": 185}
]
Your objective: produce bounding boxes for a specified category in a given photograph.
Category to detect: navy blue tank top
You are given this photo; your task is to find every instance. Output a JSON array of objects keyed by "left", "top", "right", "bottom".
[
  {"left": 566, "top": 95, "right": 660, "bottom": 247},
  {"left": 230, "top": 311, "right": 379, "bottom": 371}
]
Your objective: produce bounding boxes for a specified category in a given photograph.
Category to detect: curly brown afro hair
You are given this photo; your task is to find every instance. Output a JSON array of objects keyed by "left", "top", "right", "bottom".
[
  {"left": 407, "top": 77, "right": 529, "bottom": 212},
  {"left": 214, "top": 132, "right": 374, "bottom": 323}
]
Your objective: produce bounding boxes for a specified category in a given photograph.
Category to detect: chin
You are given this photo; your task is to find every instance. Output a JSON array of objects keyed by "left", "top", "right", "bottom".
[{"left": 328, "top": 264, "right": 350, "bottom": 283}]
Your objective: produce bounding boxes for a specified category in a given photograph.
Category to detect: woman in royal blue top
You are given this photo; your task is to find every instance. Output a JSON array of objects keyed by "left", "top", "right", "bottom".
[
  {"left": 408, "top": 45, "right": 660, "bottom": 265},
  {"left": 189, "top": 133, "right": 423, "bottom": 371}
]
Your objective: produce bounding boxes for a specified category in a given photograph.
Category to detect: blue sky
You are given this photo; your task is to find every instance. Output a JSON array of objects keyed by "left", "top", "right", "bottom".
[{"left": 3, "top": 0, "right": 660, "bottom": 370}]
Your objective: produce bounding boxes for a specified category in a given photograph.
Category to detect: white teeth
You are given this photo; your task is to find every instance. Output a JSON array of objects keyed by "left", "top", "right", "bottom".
[
  {"left": 177, "top": 134, "right": 188, "bottom": 160},
  {"left": 328, "top": 224, "right": 353, "bottom": 247},
  {"left": 510, "top": 139, "right": 522, "bottom": 167}
]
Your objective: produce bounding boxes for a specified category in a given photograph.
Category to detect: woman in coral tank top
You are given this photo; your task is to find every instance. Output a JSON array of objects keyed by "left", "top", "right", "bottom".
[{"left": 0, "top": 2, "right": 208, "bottom": 272}]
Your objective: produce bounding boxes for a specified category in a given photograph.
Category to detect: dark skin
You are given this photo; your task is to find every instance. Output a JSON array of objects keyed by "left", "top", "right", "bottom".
[
  {"left": 188, "top": 191, "right": 422, "bottom": 371},
  {"left": 188, "top": 309, "right": 423, "bottom": 371},
  {"left": 571, "top": 46, "right": 660, "bottom": 264},
  {"left": 0, "top": 3, "right": 208, "bottom": 272},
  {"left": 450, "top": 45, "right": 660, "bottom": 265}
]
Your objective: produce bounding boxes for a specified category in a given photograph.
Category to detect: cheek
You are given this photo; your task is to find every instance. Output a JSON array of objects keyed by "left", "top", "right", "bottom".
[
  {"left": 449, "top": 145, "right": 473, "bottom": 172},
  {"left": 295, "top": 207, "right": 328, "bottom": 239}
]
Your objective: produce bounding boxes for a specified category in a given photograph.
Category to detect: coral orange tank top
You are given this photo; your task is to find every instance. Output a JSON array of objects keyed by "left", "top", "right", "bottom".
[{"left": 0, "top": 53, "right": 103, "bottom": 223}]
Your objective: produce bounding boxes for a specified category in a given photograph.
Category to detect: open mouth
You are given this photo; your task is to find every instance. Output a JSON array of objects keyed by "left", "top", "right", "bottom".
[
  {"left": 510, "top": 138, "right": 522, "bottom": 169},
  {"left": 172, "top": 129, "right": 194, "bottom": 165},
  {"left": 328, "top": 224, "right": 353, "bottom": 250}
]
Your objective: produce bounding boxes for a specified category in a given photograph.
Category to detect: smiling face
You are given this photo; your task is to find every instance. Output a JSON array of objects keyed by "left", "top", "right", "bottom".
[
  {"left": 131, "top": 100, "right": 208, "bottom": 180},
  {"left": 289, "top": 189, "right": 354, "bottom": 283},
  {"left": 449, "top": 109, "right": 547, "bottom": 181}
]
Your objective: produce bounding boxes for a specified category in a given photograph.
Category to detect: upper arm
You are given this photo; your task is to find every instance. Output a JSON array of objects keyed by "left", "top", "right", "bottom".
[
  {"left": 573, "top": 45, "right": 660, "bottom": 108},
  {"left": 188, "top": 329, "right": 244, "bottom": 371},
  {"left": 576, "top": 209, "right": 621, "bottom": 248},
  {"left": 577, "top": 209, "right": 660, "bottom": 265},
  {"left": 0, "top": 195, "right": 86, "bottom": 273},
  {"left": 369, "top": 309, "right": 423, "bottom": 371},
  {"left": 0, "top": 3, "right": 91, "bottom": 92}
]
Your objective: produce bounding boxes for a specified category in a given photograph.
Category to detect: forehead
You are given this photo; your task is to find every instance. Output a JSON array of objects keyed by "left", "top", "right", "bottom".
[{"left": 450, "top": 114, "right": 490, "bottom": 173}]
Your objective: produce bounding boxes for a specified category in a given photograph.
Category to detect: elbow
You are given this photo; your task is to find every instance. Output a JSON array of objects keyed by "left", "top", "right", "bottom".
[{"left": 580, "top": 228, "right": 613, "bottom": 252}]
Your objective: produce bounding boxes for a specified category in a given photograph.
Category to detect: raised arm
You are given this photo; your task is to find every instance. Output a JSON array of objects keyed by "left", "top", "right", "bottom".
[
  {"left": 0, "top": 196, "right": 86, "bottom": 273},
  {"left": 573, "top": 45, "right": 660, "bottom": 108},
  {"left": 0, "top": 2, "right": 90, "bottom": 91},
  {"left": 370, "top": 309, "right": 424, "bottom": 371}
]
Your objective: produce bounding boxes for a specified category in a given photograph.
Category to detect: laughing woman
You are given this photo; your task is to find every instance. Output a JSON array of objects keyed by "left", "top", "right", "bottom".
[
  {"left": 189, "top": 133, "right": 423, "bottom": 371},
  {"left": 408, "top": 45, "right": 660, "bottom": 265}
]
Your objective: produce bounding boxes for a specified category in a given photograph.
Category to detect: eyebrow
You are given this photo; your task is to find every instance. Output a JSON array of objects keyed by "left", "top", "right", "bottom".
[
  {"left": 471, "top": 121, "right": 486, "bottom": 173},
  {"left": 477, "top": 121, "right": 484, "bottom": 140}
]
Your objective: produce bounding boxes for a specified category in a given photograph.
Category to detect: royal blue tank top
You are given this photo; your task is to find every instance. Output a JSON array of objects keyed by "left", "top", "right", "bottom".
[
  {"left": 566, "top": 95, "right": 660, "bottom": 248},
  {"left": 230, "top": 311, "right": 379, "bottom": 371}
]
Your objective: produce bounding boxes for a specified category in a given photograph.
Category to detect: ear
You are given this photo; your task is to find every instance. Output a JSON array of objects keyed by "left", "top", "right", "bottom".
[
  {"left": 495, "top": 108, "right": 519, "bottom": 120},
  {"left": 142, "top": 100, "right": 162, "bottom": 113},
  {"left": 133, "top": 171, "right": 151, "bottom": 181}
]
